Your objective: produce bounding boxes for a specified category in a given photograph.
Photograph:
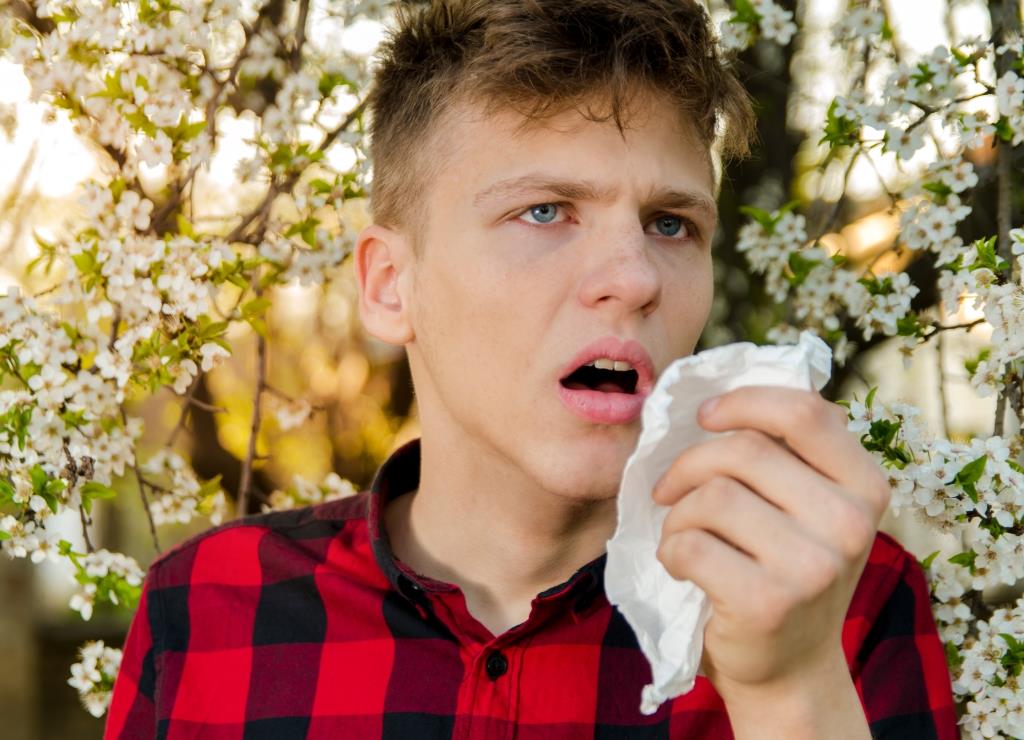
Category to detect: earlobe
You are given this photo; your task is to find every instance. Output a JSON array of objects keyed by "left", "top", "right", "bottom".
[{"left": 354, "top": 224, "right": 415, "bottom": 345}]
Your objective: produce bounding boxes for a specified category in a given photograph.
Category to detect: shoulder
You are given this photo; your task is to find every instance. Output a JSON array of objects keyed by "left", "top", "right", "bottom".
[{"left": 144, "top": 491, "right": 371, "bottom": 589}]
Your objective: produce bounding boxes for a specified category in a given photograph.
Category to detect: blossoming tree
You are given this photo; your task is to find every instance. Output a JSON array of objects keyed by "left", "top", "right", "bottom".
[{"left": 0, "top": 0, "right": 1022, "bottom": 735}]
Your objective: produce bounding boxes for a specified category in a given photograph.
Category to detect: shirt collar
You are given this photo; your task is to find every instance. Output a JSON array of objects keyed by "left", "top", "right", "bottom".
[{"left": 366, "top": 438, "right": 607, "bottom": 616}]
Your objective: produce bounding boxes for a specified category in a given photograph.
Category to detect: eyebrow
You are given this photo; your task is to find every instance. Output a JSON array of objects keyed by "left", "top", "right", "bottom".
[{"left": 472, "top": 174, "right": 718, "bottom": 222}]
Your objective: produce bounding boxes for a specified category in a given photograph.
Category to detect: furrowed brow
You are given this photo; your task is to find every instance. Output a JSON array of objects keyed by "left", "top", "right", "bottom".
[
  {"left": 648, "top": 189, "right": 719, "bottom": 224},
  {"left": 472, "top": 175, "right": 617, "bottom": 208}
]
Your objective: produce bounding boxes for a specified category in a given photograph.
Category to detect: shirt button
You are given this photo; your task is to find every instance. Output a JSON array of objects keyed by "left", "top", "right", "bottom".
[{"left": 485, "top": 650, "right": 509, "bottom": 680}]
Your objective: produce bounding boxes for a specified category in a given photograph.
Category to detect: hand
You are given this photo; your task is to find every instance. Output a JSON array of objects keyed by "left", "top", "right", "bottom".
[{"left": 652, "top": 386, "right": 891, "bottom": 700}]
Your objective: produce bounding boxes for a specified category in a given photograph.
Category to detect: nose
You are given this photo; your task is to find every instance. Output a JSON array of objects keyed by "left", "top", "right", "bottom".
[{"left": 578, "top": 222, "right": 662, "bottom": 318}]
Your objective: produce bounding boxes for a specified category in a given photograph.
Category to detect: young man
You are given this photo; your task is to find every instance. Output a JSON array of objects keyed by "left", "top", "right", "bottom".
[{"left": 106, "top": 1, "right": 958, "bottom": 738}]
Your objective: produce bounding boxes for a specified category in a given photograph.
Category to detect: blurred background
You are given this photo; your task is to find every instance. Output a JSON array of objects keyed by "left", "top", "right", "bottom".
[{"left": 0, "top": 0, "right": 1010, "bottom": 736}]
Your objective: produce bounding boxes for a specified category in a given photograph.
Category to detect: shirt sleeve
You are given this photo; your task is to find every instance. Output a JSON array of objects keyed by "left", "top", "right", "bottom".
[
  {"left": 847, "top": 534, "right": 959, "bottom": 739},
  {"left": 104, "top": 566, "right": 160, "bottom": 739}
]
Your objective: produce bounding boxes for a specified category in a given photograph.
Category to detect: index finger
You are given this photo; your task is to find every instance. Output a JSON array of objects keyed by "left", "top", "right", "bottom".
[{"left": 697, "top": 385, "right": 888, "bottom": 507}]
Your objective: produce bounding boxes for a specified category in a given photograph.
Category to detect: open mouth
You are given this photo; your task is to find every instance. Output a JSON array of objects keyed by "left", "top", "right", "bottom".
[{"left": 560, "top": 362, "right": 639, "bottom": 395}]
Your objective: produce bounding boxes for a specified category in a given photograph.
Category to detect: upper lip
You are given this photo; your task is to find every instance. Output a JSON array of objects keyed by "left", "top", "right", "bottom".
[{"left": 558, "top": 336, "right": 656, "bottom": 395}]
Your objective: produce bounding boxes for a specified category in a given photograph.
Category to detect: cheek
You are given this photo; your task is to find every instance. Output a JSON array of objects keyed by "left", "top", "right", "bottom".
[{"left": 666, "top": 252, "right": 714, "bottom": 317}]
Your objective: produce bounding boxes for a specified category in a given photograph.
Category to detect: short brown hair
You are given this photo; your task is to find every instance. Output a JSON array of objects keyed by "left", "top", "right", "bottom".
[{"left": 366, "top": 0, "right": 755, "bottom": 230}]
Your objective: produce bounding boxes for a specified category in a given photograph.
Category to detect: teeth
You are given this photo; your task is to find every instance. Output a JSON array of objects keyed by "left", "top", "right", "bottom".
[{"left": 586, "top": 358, "right": 635, "bottom": 372}]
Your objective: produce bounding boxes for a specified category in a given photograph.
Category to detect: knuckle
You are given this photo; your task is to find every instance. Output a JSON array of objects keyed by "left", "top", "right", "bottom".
[
  {"left": 752, "top": 584, "right": 788, "bottom": 633},
  {"left": 736, "top": 429, "right": 771, "bottom": 459},
  {"left": 829, "top": 401, "right": 852, "bottom": 427},
  {"left": 703, "top": 476, "right": 739, "bottom": 508},
  {"left": 670, "top": 530, "right": 708, "bottom": 569},
  {"left": 831, "top": 497, "right": 876, "bottom": 557},
  {"left": 841, "top": 508, "right": 876, "bottom": 559},
  {"left": 791, "top": 393, "right": 820, "bottom": 427},
  {"left": 872, "top": 472, "right": 893, "bottom": 514},
  {"left": 793, "top": 546, "right": 840, "bottom": 599}
]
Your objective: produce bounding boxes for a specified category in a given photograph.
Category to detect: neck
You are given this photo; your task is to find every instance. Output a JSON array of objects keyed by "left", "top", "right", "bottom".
[{"left": 383, "top": 432, "right": 617, "bottom": 635}]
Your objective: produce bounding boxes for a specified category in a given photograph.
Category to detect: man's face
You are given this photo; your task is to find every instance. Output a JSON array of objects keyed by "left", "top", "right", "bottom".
[{"left": 402, "top": 95, "right": 716, "bottom": 501}]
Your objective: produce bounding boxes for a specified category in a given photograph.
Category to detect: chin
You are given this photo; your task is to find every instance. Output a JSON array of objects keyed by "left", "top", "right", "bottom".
[{"left": 530, "top": 437, "right": 635, "bottom": 501}]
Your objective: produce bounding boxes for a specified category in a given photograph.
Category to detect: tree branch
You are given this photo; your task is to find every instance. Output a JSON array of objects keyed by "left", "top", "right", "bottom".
[
  {"left": 225, "top": 98, "right": 368, "bottom": 245},
  {"left": 991, "top": 0, "right": 1022, "bottom": 438},
  {"left": 121, "top": 407, "right": 162, "bottom": 553},
  {"left": 236, "top": 285, "right": 268, "bottom": 518}
]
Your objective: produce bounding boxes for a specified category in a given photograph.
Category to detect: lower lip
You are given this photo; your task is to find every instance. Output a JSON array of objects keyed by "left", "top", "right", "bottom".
[{"left": 557, "top": 383, "right": 646, "bottom": 425}]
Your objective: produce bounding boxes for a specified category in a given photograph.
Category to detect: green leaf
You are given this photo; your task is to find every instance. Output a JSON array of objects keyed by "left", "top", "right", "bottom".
[
  {"left": 179, "top": 120, "right": 208, "bottom": 142},
  {"left": 896, "top": 312, "right": 923, "bottom": 338},
  {"left": 943, "top": 640, "right": 962, "bottom": 670},
  {"left": 970, "top": 236, "right": 1008, "bottom": 273},
  {"left": 964, "top": 347, "right": 990, "bottom": 377},
  {"left": 71, "top": 250, "right": 97, "bottom": 275},
  {"left": 197, "top": 474, "right": 223, "bottom": 499},
  {"left": 60, "top": 408, "right": 88, "bottom": 428},
  {"left": 738, "top": 205, "right": 777, "bottom": 234},
  {"left": 241, "top": 297, "right": 271, "bottom": 320},
  {"left": 955, "top": 455, "right": 987, "bottom": 485},
  {"left": 731, "top": 0, "right": 760, "bottom": 24},
  {"left": 922, "top": 181, "right": 952, "bottom": 201},
  {"left": 317, "top": 72, "right": 356, "bottom": 98},
  {"left": 81, "top": 481, "right": 117, "bottom": 515},
  {"left": 0, "top": 479, "right": 14, "bottom": 505},
  {"left": 309, "top": 178, "right": 333, "bottom": 194},
  {"left": 995, "top": 115, "right": 1015, "bottom": 143},
  {"left": 948, "top": 550, "right": 977, "bottom": 572},
  {"left": 176, "top": 214, "right": 196, "bottom": 238},
  {"left": 0, "top": 531, "right": 9, "bottom": 541},
  {"left": 858, "top": 275, "right": 894, "bottom": 296},
  {"left": 865, "top": 386, "right": 879, "bottom": 409},
  {"left": 1000, "top": 633, "right": 1024, "bottom": 677},
  {"left": 29, "top": 465, "right": 49, "bottom": 496},
  {"left": 786, "top": 251, "right": 820, "bottom": 288},
  {"left": 819, "top": 99, "right": 861, "bottom": 151},
  {"left": 198, "top": 318, "right": 229, "bottom": 340},
  {"left": 911, "top": 62, "right": 935, "bottom": 87},
  {"left": 124, "top": 109, "right": 158, "bottom": 138},
  {"left": 919, "top": 550, "right": 940, "bottom": 570}
]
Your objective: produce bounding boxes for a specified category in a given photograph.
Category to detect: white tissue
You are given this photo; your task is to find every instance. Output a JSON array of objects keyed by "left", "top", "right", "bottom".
[{"left": 604, "top": 331, "right": 833, "bottom": 715}]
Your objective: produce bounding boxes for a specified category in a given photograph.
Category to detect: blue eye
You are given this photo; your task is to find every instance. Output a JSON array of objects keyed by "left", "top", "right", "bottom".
[
  {"left": 526, "top": 204, "right": 559, "bottom": 224},
  {"left": 653, "top": 216, "right": 685, "bottom": 237}
]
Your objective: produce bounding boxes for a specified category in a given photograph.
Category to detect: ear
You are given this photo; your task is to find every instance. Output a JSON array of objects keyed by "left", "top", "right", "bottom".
[{"left": 354, "top": 224, "right": 415, "bottom": 345}]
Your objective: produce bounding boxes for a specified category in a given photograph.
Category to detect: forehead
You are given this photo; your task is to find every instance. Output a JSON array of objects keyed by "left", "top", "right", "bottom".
[{"left": 420, "top": 94, "right": 717, "bottom": 208}]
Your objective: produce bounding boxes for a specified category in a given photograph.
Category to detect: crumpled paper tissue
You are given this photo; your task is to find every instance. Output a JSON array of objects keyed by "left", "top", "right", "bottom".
[{"left": 604, "top": 331, "right": 833, "bottom": 715}]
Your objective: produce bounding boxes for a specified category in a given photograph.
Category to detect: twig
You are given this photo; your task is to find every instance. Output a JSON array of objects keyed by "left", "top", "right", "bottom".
[
  {"left": 991, "top": 0, "right": 1021, "bottom": 438},
  {"left": 167, "top": 374, "right": 203, "bottom": 447},
  {"left": 78, "top": 506, "right": 95, "bottom": 553},
  {"left": 225, "top": 98, "right": 368, "bottom": 245},
  {"left": 108, "top": 306, "right": 121, "bottom": 351},
  {"left": 921, "top": 318, "right": 987, "bottom": 341},
  {"left": 129, "top": 463, "right": 162, "bottom": 554},
  {"left": 289, "top": 0, "right": 311, "bottom": 72},
  {"left": 121, "top": 406, "right": 162, "bottom": 553},
  {"left": 236, "top": 287, "right": 268, "bottom": 518},
  {"left": 936, "top": 319, "right": 950, "bottom": 439},
  {"left": 63, "top": 443, "right": 95, "bottom": 553},
  {"left": 813, "top": 148, "right": 861, "bottom": 244},
  {"left": 149, "top": 17, "right": 260, "bottom": 233},
  {"left": 182, "top": 395, "right": 227, "bottom": 414}
]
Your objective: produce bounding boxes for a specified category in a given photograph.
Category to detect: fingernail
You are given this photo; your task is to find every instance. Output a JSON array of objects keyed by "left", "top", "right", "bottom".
[{"left": 699, "top": 396, "right": 719, "bottom": 418}]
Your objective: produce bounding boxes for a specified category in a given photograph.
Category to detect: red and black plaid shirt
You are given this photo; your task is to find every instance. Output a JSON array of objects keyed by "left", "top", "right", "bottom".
[{"left": 106, "top": 438, "right": 958, "bottom": 739}]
